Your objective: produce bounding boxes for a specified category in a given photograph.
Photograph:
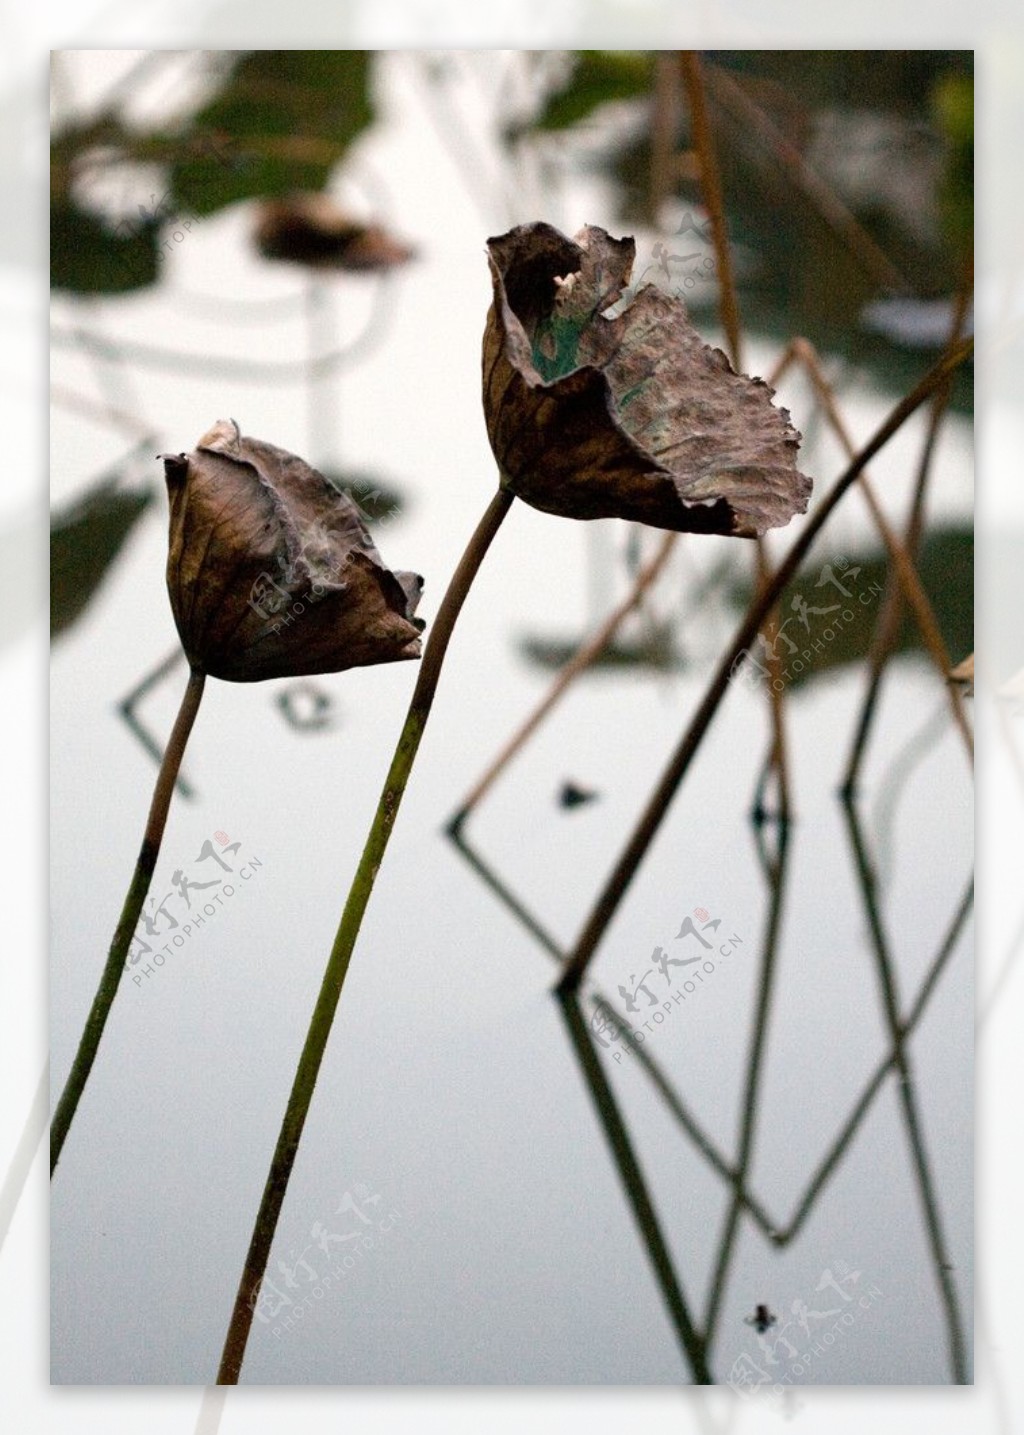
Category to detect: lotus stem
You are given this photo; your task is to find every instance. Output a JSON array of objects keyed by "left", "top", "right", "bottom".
[
  {"left": 51, "top": 664, "right": 206, "bottom": 1175},
  {"left": 557, "top": 337, "right": 973, "bottom": 992},
  {"left": 216, "top": 487, "right": 514, "bottom": 1384}
]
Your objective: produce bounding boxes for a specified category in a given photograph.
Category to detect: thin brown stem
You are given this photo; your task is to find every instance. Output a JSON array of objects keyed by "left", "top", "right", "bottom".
[
  {"left": 681, "top": 50, "right": 791, "bottom": 822},
  {"left": 557, "top": 992, "right": 712, "bottom": 1382},
  {"left": 702, "top": 62, "right": 913, "bottom": 296},
  {"left": 117, "top": 645, "right": 194, "bottom": 798},
  {"left": 679, "top": 51, "right": 743, "bottom": 370},
  {"left": 51, "top": 665, "right": 206, "bottom": 1175},
  {"left": 449, "top": 529, "right": 676, "bottom": 829},
  {"left": 752, "top": 536, "right": 791, "bottom": 823},
  {"left": 841, "top": 278, "right": 973, "bottom": 794},
  {"left": 784, "top": 337, "right": 972, "bottom": 763},
  {"left": 557, "top": 338, "right": 972, "bottom": 991}
]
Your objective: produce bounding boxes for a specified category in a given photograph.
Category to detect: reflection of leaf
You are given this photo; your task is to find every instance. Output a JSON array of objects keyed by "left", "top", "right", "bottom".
[
  {"left": 527, "top": 51, "right": 653, "bottom": 133},
  {"left": 519, "top": 620, "right": 678, "bottom": 673},
  {"left": 170, "top": 50, "right": 374, "bottom": 217},
  {"left": 50, "top": 201, "right": 159, "bottom": 295},
  {"left": 595, "top": 52, "right": 973, "bottom": 404},
  {"left": 275, "top": 679, "right": 336, "bottom": 732},
  {"left": 51, "top": 480, "right": 154, "bottom": 638},
  {"left": 728, "top": 526, "right": 973, "bottom": 688}
]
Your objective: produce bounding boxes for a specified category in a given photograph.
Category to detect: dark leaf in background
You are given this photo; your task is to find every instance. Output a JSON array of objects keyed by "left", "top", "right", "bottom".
[
  {"left": 51, "top": 478, "right": 154, "bottom": 637},
  {"left": 932, "top": 72, "right": 973, "bottom": 259},
  {"left": 321, "top": 471, "right": 407, "bottom": 526},
  {"left": 519, "top": 528, "right": 972, "bottom": 684},
  {"left": 705, "top": 49, "right": 971, "bottom": 119},
  {"left": 170, "top": 50, "right": 374, "bottom": 218},
  {"left": 727, "top": 526, "right": 973, "bottom": 688},
  {"left": 519, "top": 620, "right": 678, "bottom": 673},
  {"left": 547, "top": 50, "right": 974, "bottom": 404},
  {"left": 253, "top": 193, "right": 416, "bottom": 271},
  {"left": 50, "top": 200, "right": 160, "bottom": 295},
  {"left": 527, "top": 50, "right": 653, "bottom": 133}
]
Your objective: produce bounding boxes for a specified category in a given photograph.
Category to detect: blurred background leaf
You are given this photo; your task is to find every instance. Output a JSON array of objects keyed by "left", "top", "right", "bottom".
[
  {"left": 518, "top": 618, "right": 677, "bottom": 673},
  {"left": 51, "top": 477, "right": 154, "bottom": 639},
  {"left": 50, "top": 50, "right": 376, "bottom": 294},
  {"left": 169, "top": 50, "right": 374, "bottom": 217},
  {"left": 727, "top": 525, "right": 973, "bottom": 688},
  {"left": 50, "top": 200, "right": 160, "bottom": 295},
  {"left": 322, "top": 470, "right": 407, "bottom": 526},
  {"left": 510, "top": 50, "right": 973, "bottom": 408},
  {"left": 525, "top": 50, "right": 653, "bottom": 133},
  {"left": 932, "top": 71, "right": 973, "bottom": 256}
]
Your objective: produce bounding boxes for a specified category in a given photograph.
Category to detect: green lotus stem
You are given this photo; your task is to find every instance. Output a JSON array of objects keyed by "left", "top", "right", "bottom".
[
  {"left": 217, "top": 487, "right": 514, "bottom": 1384},
  {"left": 51, "top": 665, "right": 206, "bottom": 1176}
]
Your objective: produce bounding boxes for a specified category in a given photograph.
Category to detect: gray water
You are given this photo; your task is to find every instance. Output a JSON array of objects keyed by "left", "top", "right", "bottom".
[{"left": 49, "top": 51, "right": 973, "bottom": 1386}]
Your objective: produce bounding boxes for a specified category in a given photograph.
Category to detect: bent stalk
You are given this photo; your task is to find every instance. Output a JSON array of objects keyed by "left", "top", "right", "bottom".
[
  {"left": 217, "top": 488, "right": 513, "bottom": 1384},
  {"left": 51, "top": 664, "right": 206, "bottom": 1175}
]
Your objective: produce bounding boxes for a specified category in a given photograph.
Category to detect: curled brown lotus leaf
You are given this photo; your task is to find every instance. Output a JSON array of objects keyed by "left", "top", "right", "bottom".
[
  {"left": 164, "top": 419, "right": 423, "bottom": 682},
  {"left": 483, "top": 222, "right": 812, "bottom": 536}
]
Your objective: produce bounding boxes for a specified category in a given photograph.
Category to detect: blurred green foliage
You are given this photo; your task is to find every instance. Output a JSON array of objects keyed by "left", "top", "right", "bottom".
[
  {"left": 512, "top": 50, "right": 973, "bottom": 405},
  {"left": 932, "top": 72, "right": 973, "bottom": 256},
  {"left": 528, "top": 51, "right": 653, "bottom": 132},
  {"left": 728, "top": 525, "right": 973, "bottom": 688},
  {"left": 51, "top": 200, "right": 160, "bottom": 295},
  {"left": 169, "top": 50, "right": 373, "bottom": 217},
  {"left": 51, "top": 476, "right": 154, "bottom": 638},
  {"left": 51, "top": 50, "right": 375, "bottom": 296}
]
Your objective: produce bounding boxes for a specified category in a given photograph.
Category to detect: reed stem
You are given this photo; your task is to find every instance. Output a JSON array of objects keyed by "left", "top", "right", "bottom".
[
  {"left": 216, "top": 488, "right": 513, "bottom": 1384},
  {"left": 557, "top": 337, "right": 973, "bottom": 992},
  {"left": 51, "top": 664, "right": 206, "bottom": 1175}
]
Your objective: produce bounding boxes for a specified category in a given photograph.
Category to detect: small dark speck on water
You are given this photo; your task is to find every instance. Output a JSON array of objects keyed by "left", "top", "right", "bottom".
[
  {"left": 558, "top": 780, "right": 600, "bottom": 810},
  {"left": 745, "top": 1303, "right": 777, "bottom": 1334}
]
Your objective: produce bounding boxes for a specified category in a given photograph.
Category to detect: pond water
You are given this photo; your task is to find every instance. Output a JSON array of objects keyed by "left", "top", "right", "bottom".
[{"left": 50, "top": 52, "right": 973, "bottom": 1387}]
